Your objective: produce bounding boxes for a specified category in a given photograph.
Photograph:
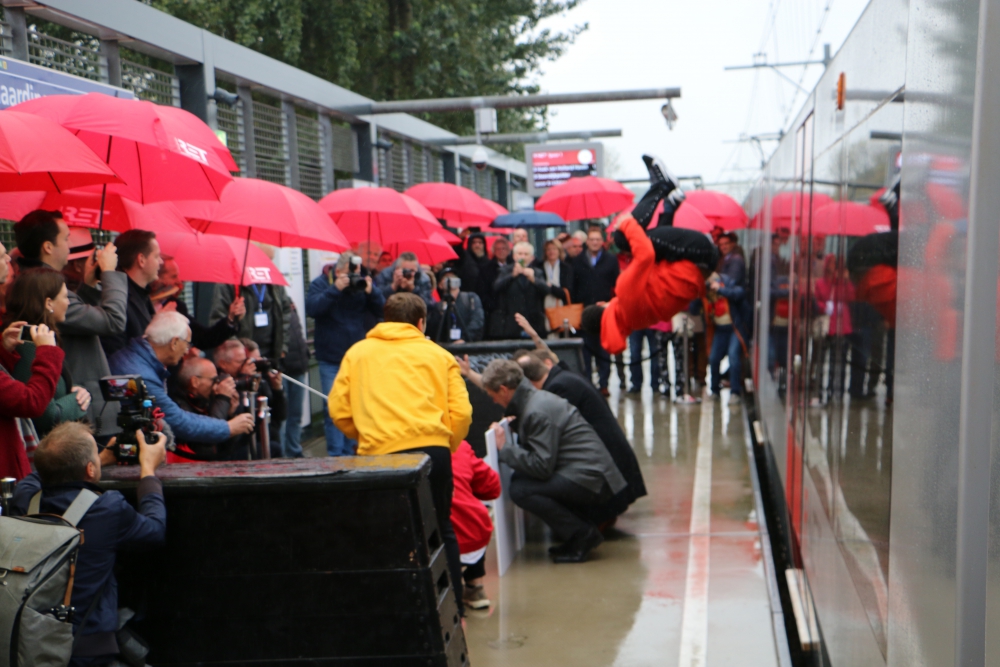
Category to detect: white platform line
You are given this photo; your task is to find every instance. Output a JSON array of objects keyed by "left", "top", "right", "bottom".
[{"left": 678, "top": 400, "right": 715, "bottom": 667}]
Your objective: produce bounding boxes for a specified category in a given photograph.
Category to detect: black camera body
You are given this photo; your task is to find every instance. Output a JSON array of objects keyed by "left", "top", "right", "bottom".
[
  {"left": 347, "top": 273, "right": 367, "bottom": 291},
  {"left": 234, "top": 374, "right": 262, "bottom": 393},
  {"left": 99, "top": 375, "right": 155, "bottom": 465},
  {"left": 401, "top": 268, "right": 416, "bottom": 280}
]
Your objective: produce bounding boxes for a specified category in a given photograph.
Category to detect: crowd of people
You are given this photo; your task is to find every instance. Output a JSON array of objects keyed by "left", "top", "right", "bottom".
[{"left": 0, "top": 153, "right": 766, "bottom": 664}]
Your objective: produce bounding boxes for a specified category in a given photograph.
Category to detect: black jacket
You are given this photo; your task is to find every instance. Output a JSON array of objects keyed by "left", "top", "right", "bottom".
[
  {"left": 571, "top": 250, "right": 620, "bottom": 305},
  {"left": 168, "top": 297, "right": 240, "bottom": 352},
  {"left": 480, "top": 255, "right": 514, "bottom": 315},
  {"left": 531, "top": 258, "right": 575, "bottom": 304},
  {"left": 12, "top": 473, "right": 166, "bottom": 658},
  {"left": 282, "top": 303, "right": 311, "bottom": 375},
  {"left": 454, "top": 242, "right": 492, "bottom": 312},
  {"left": 489, "top": 264, "right": 548, "bottom": 339},
  {"left": 542, "top": 364, "right": 647, "bottom": 521},
  {"left": 100, "top": 276, "right": 154, "bottom": 358}
]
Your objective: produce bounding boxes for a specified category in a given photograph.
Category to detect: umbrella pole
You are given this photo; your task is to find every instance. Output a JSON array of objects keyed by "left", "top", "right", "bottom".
[
  {"left": 97, "top": 136, "right": 113, "bottom": 232},
  {"left": 239, "top": 228, "right": 252, "bottom": 289}
]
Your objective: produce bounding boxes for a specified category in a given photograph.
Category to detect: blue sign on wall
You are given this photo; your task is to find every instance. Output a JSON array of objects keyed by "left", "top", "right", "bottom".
[{"left": 0, "top": 55, "right": 133, "bottom": 109}]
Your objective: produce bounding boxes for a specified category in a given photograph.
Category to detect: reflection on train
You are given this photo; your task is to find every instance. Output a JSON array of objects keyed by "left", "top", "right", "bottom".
[{"left": 739, "top": 0, "right": 1000, "bottom": 662}]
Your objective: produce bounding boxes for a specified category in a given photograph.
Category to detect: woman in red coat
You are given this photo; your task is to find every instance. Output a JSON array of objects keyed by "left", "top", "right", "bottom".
[
  {"left": 0, "top": 320, "right": 63, "bottom": 479},
  {"left": 451, "top": 441, "right": 501, "bottom": 610}
]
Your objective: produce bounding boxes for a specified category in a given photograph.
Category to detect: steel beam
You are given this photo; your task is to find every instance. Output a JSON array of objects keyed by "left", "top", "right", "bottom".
[
  {"left": 426, "top": 129, "right": 622, "bottom": 146},
  {"left": 336, "top": 88, "right": 680, "bottom": 116}
]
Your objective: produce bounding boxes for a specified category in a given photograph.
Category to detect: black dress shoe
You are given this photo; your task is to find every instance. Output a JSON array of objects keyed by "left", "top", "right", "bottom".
[
  {"left": 552, "top": 527, "right": 604, "bottom": 563},
  {"left": 642, "top": 154, "right": 679, "bottom": 191},
  {"left": 548, "top": 542, "right": 571, "bottom": 555}
]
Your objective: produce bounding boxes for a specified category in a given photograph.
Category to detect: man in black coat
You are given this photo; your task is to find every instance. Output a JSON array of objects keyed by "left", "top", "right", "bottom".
[
  {"left": 454, "top": 232, "right": 492, "bottom": 314},
  {"left": 571, "top": 227, "right": 620, "bottom": 393},
  {"left": 515, "top": 352, "right": 647, "bottom": 525},
  {"left": 488, "top": 241, "right": 548, "bottom": 339}
]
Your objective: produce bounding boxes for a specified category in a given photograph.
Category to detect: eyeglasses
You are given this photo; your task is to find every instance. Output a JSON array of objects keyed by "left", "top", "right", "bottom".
[{"left": 175, "top": 337, "right": 192, "bottom": 350}]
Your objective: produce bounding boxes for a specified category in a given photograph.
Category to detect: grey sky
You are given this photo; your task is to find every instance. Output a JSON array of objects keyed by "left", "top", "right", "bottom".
[{"left": 536, "top": 0, "right": 872, "bottom": 197}]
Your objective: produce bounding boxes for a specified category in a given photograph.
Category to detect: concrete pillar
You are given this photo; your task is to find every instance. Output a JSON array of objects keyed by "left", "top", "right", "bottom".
[
  {"left": 283, "top": 100, "right": 300, "bottom": 190},
  {"left": 351, "top": 122, "right": 376, "bottom": 183},
  {"left": 6, "top": 7, "right": 27, "bottom": 61},
  {"left": 442, "top": 151, "right": 457, "bottom": 184},
  {"left": 100, "top": 39, "right": 121, "bottom": 87},
  {"left": 318, "top": 113, "right": 335, "bottom": 194},
  {"left": 496, "top": 169, "right": 509, "bottom": 206}
]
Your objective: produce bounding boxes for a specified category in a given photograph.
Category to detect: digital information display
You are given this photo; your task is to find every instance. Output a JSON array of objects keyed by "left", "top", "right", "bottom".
[{"left": 525, "top": 142, "right": 604, "bottom": 196}]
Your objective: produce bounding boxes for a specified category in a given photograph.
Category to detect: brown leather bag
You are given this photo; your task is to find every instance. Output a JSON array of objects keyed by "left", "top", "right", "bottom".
[{"left": 545, "top": 288, "right": 583, "bottom": 332}]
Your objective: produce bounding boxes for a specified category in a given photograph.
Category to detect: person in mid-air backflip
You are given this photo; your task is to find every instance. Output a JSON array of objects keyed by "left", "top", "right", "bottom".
[{"left": 581, "top": 156, "right": 719, "bottom": 355}]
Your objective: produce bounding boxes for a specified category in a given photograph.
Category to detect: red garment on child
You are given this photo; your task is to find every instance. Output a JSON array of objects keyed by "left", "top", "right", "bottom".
[
  {"left": 450, "top": 441, "right": 501, "bottom": 554},
  {"left": 600, "top": 216, "right": 706, "bottom": 355},
  {"left": 0, "top": 344, "right": 63, "bottom": 480}
]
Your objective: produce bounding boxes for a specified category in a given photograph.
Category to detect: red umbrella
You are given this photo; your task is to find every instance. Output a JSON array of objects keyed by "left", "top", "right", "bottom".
[
  {"left": 767, "top": 192, "right": 834, "bottom": 231},
  {"left": 484, "top": 200, "right": 509, "bottom": 217},
  {"left": 682, "top": 190, "right": 748, "bottom": 230},
  {"left": 404, "top": 182, "right": 496, "bottom": 227},
  {"left": 812, "top": 202, "right": 892, "bottom": 236},
  {"left": 627, "top": 201, "right": 714, "bottom": 233},
  {"left": 156, "top": 232, "right": 288, "bottom": 286},
  {"left": 319, "top": 187, "right": 447, "bottom": 247},
  {"left": 0, "top": 190, "right": 196, "bottom": 234},
  {"left": 11, "top": 93, "right": 235, "bottom": 205},
  {"left": 155, "top": 105, "right": 239, "bottom": 173},
  {"left": 176, "top": 177, "right": 349, "bottom": 252},
  {"left": 385, "top": 232, "right": 459, "bottom": 265},
  {"left": 535, "top": 176, "right": 634, "bottom": 220},
  {"left": 0, "top": 111, "right": 121, "bottom": 192}
]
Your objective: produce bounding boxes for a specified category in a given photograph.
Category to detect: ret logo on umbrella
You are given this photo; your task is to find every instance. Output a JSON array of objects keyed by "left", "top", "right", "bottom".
[
  {"left": 175, "top": 138, "right": 209, "bottom": 164},
  {"left": 246, "top": 266, "right": 274, "bottom": 283}
]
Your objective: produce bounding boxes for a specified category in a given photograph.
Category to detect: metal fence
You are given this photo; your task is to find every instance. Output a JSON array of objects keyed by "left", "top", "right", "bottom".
[
  {"left": 27, "top": 30, "right": 105, "bottom": 81},
  {"left": 296, "top": 110, "right": 325, "bottom": 199},
  {"left": 120, "top": 58, "right": 180, "bottom": 106},
  {"left": 252, "top": 98, "right": 289, "bottom": 186}
]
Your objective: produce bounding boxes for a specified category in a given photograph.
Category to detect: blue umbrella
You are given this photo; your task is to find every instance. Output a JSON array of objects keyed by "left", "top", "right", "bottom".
[{"left": 491, "top": 211, "right": 566, "bottom": 228}]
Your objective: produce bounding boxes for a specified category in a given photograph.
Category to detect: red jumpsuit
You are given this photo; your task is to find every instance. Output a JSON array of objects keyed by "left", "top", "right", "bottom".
[{"left": 600, "top": 216, "right": 707, "bottom": 355}]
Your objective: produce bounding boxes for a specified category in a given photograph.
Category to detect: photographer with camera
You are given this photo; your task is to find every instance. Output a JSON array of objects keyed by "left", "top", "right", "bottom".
[
  {"left": 168, "top": 356, "right": 253, "bottom": 461},
  {"left": 375, "top": 251, "right": 435, "bottom": 307},
  {"left": 5, "top": 269, "right": 91, "bottom": 438},
  {"left": 488, "top": 241, "right": 549, "bottom": 340},
  {"left": 12, "top": 210, "right": 127, "bottom": 437},
  {"left": 307, "top": 251, "right": 385, "bottom": 456},
  {"left": 10, "top": 421, "right": 166, "bottom": 665},
  {"left": 0, "top": 248, "right": 62, "bottom": 477},
  {"left": 431, "top": 266, "right": 484, "bottom": 344},
  {"left": 108, "top": 312, "right": 254, "bottom": 446},
  {"left": 213, "top": 338, "right": 286, "bottom": 458}
]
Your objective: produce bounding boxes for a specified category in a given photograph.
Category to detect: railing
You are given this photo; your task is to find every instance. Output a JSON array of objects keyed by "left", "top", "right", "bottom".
[
  {"left": 253, "top": 99, "right": 289, "bottom": 186},
  {"left": 27, "top": 31, "right": 105, "bottom": 81},
  {"left": 121, "top": 58, "right": 180, "bottom": 106},
  {"left": 296, "top": 111, "right": 324, "bottom": 199}
]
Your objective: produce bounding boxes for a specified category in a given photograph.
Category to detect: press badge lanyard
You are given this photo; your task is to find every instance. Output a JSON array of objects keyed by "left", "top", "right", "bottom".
[{"left": 251, "top": 284, "right": 268, "bottom": 328}]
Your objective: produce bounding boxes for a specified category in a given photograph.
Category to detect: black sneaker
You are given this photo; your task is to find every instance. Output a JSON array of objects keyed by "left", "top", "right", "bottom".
[{"left": 642, "top": 154, "right": 679, "bottom": 191}]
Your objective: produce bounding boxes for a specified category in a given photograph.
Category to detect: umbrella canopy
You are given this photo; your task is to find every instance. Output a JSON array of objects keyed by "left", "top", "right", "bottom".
[
  {"left": 154, "top": 105, "right": 239, "bottom": 173},
  {"left": 682, "top": 190, "right": 748, "bottom": 230},
  {"left": 404, "top": 182, "right": 496, "bottom": 227},
  {"left": 492, "top": 211, "right": 566, "bottom": 228},
  {"left": 385, "top": 232, "right": 459, "bottom": 265},
  {"left": 768, "top": 191, "right": 835, "bottom": 231},
  {"left": 0, "top": 110, "right": 121, "bottom": 193},
  {"left": 11, "top": 93, "right": 235, "bottom": 204},
  {"left": 156, "top": 231, "right": 288, "bottom": 287},
  {"left": 319, "top": 187, "right": 446, "bottom": 247},
  {"left": 535, "top": 176, "right": 634, "bottom": 220},
  {"left": 483, "top": 199, "right": 509, "bottom": 218},
  {"left": 0, "top": 190, "right": 196, "bottom": 234},
  {"left": 177, "top": 177, "right": 349, "bottom": 252},
  {"left": 812, "top": 202, "right": 892, "bottom": 236}
]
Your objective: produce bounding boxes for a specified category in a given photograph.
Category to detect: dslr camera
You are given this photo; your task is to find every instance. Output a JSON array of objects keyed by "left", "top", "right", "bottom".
[
  {"left": 401, "top": 268, "right": 416, "bottom": 280},
  {"left": 234, "top": 373, "right": 262, "bottom": 393},
  {"left": 344, "top": 255, "right": 368, "bottom": 292},
  {"left": 99, "top": 375, "right": 155, "bottom": 465}
]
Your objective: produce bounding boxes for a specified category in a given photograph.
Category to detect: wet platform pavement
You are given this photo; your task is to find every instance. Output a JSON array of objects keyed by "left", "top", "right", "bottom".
[{"left": 463, "top": 387, "right": 782, "bottom": 666}]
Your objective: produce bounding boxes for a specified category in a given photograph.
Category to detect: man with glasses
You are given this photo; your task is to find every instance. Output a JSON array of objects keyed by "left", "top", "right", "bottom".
[
  {"left": 109, "top": 311, "right": 254, "bottom": 447},
  {"left": 167, "top": 356, "right": 256, "bottom": 461}
]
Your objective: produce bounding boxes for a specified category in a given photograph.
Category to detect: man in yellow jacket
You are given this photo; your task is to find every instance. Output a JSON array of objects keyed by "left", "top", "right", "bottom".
[{"left": 329, "top": 292, "right": 473, "bottom": 612}]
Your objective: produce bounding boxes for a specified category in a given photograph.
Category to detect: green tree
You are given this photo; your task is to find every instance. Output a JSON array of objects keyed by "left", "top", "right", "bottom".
[{"left": 145, "top": 0, "right": 586, "bottom": 148}]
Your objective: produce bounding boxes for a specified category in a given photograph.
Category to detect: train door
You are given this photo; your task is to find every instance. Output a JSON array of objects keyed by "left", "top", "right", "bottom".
[{"left": 786, "top": 113, "right": 816, "bottom": 553}]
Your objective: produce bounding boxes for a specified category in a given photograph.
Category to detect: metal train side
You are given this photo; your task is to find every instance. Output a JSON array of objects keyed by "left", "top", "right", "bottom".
[{"left": 743, "top": 0, "right": 1000, "bottom": 664}]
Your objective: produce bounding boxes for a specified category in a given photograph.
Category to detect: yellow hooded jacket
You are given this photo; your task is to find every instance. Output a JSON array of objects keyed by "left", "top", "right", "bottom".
[{"left": 328, "top": 321, "right": 473, "bottom": 456}]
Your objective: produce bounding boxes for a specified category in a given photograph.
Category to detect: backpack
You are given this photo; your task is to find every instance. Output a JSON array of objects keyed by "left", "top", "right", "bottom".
[{"left": 0, "top": 489, "right": 100, "bottom": 667}]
